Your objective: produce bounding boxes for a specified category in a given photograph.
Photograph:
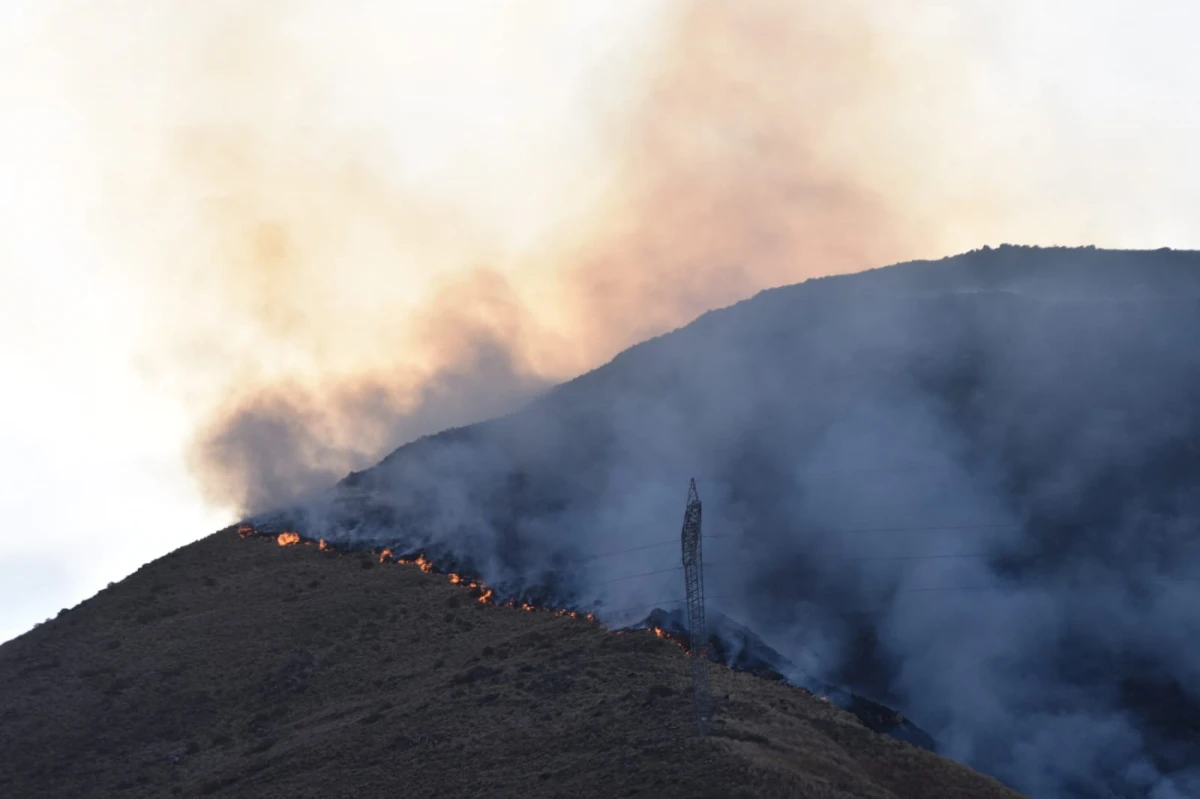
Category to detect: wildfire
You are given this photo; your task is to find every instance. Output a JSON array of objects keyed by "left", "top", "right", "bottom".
[
  {"left": 242, "top": 524, "right": 601, "bottom": 622},
  {"left": 551, "top": 609, "right": 596, "bottom": 622},
  {"left": 644, "top": 624, "right": 689, "bottom": 654},
  {"left": 444, "top": 572, "right": 494, "bottom": 604},
  {"left": 396, "top": 554, "right": 436, "bottom": 573}
]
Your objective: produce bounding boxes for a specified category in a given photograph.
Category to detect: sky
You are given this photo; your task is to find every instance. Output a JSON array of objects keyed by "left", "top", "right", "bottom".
[{"left": 1, "top": 0, "right": 1199, "bottom": 643}]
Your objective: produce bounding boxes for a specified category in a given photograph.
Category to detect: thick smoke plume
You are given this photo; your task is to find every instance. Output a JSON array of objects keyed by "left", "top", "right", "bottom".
[
  {"left": 185, "top": 0, "right": 953, "bottom": 515},
  {"left": 43, "top": 0, "right": 997, "bottom": 514},
  {"left": 34, "top": 3, "right": 1200, "bottom": 795},
  {"left": 262, "top": 248, "right": 1200, "bottom": 798}
]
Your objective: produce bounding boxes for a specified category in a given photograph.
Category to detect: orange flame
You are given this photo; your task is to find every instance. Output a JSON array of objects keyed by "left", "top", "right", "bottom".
[
  {"left": 397, "top": 554, "right": 436, "bottom": 573},
  {"left": 236, "top": 524, "right": 255, "bottom": 538},
  {"left": 554, "top": 609, "right": 594, "bottom": 621},
  {"left": 647, "top": 625, "right": 689, "bottom": 653},
  {"left": 257, "top": 536, "right": 610, "bottom": 626}
]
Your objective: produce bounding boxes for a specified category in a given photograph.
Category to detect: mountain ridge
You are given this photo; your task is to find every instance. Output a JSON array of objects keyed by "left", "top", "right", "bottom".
[
  {"left": 0, "top": 526, "right": 1024, "bottom": 798},
  {"left": 261, "top": 246, "right": 1200, "bottom": 797}
]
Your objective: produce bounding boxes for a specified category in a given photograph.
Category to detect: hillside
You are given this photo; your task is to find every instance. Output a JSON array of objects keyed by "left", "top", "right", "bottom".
[
  {"left": 0, "top": 527, "right": 1021, "bottom": 799},
  {"left": 258, "top": 246, "right": 1200, "bottom": 797}
]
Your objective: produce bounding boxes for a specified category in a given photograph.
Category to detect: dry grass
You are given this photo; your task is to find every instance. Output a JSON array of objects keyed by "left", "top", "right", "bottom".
[{"left": 0, "top": 528, "right": 1024, "bottom": 798}]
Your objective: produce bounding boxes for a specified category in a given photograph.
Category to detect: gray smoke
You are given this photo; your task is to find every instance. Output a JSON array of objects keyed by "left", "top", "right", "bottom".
[{"left": 258, "top": 246, "right": 1200, "bottom": 797}]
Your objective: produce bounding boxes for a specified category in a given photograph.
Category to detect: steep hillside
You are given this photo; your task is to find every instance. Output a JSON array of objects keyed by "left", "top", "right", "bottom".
[
  {"left": 0, "top": 528, "right": 1021, "bottom": 799},
  {"left": 260, "top": 246, "right": 1200, "bottom": 797}
]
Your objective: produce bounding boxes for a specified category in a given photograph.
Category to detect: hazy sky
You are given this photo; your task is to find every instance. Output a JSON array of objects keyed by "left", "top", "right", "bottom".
[{"left": 1, "top": 0, "right": 1198, "bottom": 643}]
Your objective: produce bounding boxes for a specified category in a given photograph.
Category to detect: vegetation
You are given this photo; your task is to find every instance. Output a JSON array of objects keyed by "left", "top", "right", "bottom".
[{"left": 0, "top": 527, "right": 1023, "bottom": 797}]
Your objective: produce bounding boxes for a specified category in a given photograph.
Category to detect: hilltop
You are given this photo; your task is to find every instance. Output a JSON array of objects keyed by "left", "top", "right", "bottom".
[
  {"left": 258, "top": 246, "right": 1200, "bottom": 797},
  {"left": 4, "top": 246, "right": 1198, "bottom": 796},
  {"left": 0, "top": 527, "right": 1021, "bottom": 798}
]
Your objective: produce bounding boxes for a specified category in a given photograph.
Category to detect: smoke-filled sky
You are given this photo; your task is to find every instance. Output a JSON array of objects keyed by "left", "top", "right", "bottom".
[{"left": 1, "top": 0, "right": 1198, "bottom": 643}]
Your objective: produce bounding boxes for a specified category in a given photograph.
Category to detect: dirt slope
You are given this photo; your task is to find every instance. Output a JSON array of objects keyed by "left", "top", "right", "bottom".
[{"left": 0, "top": 528, "right": 1023, "bottom": 798}]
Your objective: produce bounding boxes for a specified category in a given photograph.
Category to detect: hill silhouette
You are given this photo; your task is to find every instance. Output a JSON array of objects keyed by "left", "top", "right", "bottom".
[
  {"left": 256, "top": 246, "right": 1200, "bottom": 797},
  {"left": 0, "top": 528, "right": 1021, "bottom": 798}
]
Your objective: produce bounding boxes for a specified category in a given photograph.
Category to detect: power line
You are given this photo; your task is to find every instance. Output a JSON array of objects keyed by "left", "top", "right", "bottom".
[
  {"left": 647, "top": 559, "right": 683, "bottom": 609},
  {"left": 599, "top": 597, "right": 686, "bottom": 618},
  {"left": 564, "top": 522, "right": 1023, "bottom": 566},
  {"left": 823, "top": 551, "right": 994, "bottom": 562},
  {"left": 701, "top": 575, "right": 1200, "bottom": 610},
  {"left": 592, "top": 565, "right": 682, "bottom": 586},
  {"left": 706, "top": 522, "right": 1021, "bottom": 540},
  {"left": 566, "top": 539, "right": 678, "bottom": 563},
  {"left": 706, "top": 551, "right": 995, "bottom": 566}
]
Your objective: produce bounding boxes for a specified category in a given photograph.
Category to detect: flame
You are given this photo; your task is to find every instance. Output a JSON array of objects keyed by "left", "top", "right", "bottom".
[
  {"left": 553, "top": 609, "right": 595, "bottom": 622},
  {"left": 645, "top": 624, "right": 689, "bottom": 654},
  {"left": 253, "top": 534, "right": 605, "bottom": 622},
  {"left": 444, "top": 572, "right": 495, "bottom": 604},
  {"left": 236, "top": 524, "right": 255, "bottom": 538},
  {"left": 396, "top": 554, "right": 436, "bottom": 573}
]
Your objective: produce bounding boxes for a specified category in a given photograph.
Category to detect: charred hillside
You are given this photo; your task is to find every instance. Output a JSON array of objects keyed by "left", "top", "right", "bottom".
[
  {"left": 0, "top": 528, "right": 1021, "bottom": 799},
  {"left": 261, "top": 246, "right": 1200, "bottom": 797}
]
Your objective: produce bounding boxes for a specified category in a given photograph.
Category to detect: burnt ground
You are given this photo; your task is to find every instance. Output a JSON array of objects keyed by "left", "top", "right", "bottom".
[{"left": 0, "top": 528, "right": 1023, "bottom": 798}]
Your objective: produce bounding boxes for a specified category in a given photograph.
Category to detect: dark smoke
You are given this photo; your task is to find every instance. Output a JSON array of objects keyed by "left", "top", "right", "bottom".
[
  {"left": 260, "top": 247, "right": 1200, "bottom": 797},
  {"left": 190, "top": 269, "right": 552, "bottom": 513}
]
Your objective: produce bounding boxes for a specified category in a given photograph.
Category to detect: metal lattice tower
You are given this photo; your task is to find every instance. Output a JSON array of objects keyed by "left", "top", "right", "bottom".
[{"left": 680, "top": 478, "right": 710, "bottom": 735}]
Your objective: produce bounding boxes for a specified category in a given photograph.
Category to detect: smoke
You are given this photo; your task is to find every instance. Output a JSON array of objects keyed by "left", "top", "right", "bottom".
[
  {"left": 553, "top": 0, "right": 940, "bottom": 346},
  {"left": 28, "top": 2, "right": 1200, "bottom": 793},
  {"left": 34, "top": 0, "right": 1005, "bottom": 515},
  {"left": 188, "top": 267, "right": 553, "bottom": 511},
  {"left": 261, "top": 247, "right": 1200, "bottom": 797}
]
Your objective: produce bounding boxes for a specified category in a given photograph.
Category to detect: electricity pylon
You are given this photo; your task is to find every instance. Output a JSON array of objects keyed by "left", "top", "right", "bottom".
[{"left": 680, "top": 478, "right": 710, "bottom": 735}]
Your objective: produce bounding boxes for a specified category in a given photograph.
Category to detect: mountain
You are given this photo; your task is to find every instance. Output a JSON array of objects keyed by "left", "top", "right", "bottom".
[
  {"left": 0, "top": 528, "right": 1022, "bottom": 798},
  {"left": 257, "top": 246, "right": 1200, "bottom": 797}
]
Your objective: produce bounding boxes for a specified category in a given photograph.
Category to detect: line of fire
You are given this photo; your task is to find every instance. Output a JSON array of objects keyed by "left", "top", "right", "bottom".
[{"left": 236, "top": 517, "right": 700, "bottom": 652}]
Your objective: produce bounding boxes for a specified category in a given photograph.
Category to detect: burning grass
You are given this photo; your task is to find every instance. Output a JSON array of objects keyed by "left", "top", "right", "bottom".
[
  {"left": 0, "top": 524, "right": 1027, "bottom": 799},
  {"left": 241, "top": 526, "right": 754, "bottom": 670},
  {"left": 239, "top": 525, "right": 598, "bottom": 620}
]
